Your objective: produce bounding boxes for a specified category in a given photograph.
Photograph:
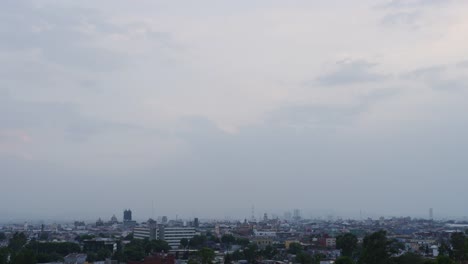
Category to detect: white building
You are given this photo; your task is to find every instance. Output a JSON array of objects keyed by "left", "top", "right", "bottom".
[
  {"left": 159, "top": 226, "right": 197, "bottom": 249},
  {"left": 133, "top": 224, "right": 197, "bottom": 249}
]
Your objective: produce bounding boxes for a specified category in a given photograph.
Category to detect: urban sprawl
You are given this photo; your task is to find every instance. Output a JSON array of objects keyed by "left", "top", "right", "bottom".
[{"left": 1, "top": 209, "right": 468, "bottom": 264}]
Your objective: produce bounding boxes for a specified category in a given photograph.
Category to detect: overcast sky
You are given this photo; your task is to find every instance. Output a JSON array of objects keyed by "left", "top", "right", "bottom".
[{"left": 1, "top": 0, "right": 468, "bottom": 222}]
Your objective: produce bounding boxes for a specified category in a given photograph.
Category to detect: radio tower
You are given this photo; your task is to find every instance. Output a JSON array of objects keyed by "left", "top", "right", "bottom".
[{"left": 251, "top": 205, "right": 256, "bottom": 222}]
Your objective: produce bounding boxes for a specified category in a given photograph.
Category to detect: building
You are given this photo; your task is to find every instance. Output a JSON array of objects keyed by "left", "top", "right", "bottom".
[
  {"left": 124, "top": 210, "right": 132, "bottom": 221},
  {"left": 128, "top": 254, "right": 175, "bottom": 264},
  {"left": 134, "top": 226, "right": 157, "bottom": 240},
  {"left": 325, "top": 238, "right": 336, "bottom": 248},
  {"left": 158, "top": 226, "right": 197, "bottom": 249},
  {"left": 64, "top": 253, "right": 87, "bottom": 264},
  {"left": 83, "top": 238, "right": 117, "bottom": 253},
  {"left": 133, "top": 224, "right": 197, "bottom": 249}
]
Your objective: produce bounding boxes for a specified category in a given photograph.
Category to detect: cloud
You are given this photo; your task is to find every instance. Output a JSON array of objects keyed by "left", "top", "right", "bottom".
[
  {"left": 401, "top": 62, "right": 468, "bottom": 91},
  {"left": 1, "top": 0, "right": 468, "bottom": 220},
  {"left": 315, "top": 60, "right": 388, "bottom": 86}
]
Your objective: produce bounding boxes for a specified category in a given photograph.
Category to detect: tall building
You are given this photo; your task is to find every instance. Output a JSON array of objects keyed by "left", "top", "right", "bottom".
[
  {"left": 194, "top": 218, "right": 199, "bottom": 228},
  {"left": 293, "top": 209, "right": 301, "bottom": 221},
  {"left": 124, "top": 209, "right": 132, "bottom": 221}
]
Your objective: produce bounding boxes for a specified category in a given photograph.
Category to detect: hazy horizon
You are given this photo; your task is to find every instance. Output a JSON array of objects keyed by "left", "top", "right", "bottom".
[{"left": 1, "top": 0, "right": 468, "bottom": 221}]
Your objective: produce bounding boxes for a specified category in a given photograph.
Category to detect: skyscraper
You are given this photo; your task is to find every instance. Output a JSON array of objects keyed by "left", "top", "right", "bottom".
[{"left": 124, "top": 209, "right": 132, "bottom": 222}]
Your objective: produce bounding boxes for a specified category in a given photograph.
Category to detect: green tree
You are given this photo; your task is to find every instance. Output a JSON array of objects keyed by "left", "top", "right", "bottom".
[
  {"left": 393, "top": 252, "right": 425, "bottom": 264},
  {"left": 337, "top": 233, "right": 358, "bottom": 257},
  {"left": 189, "top": 235, "right": 207, "bottom": 249},
  {"left": 8, "top": 232, "right": 27, "bottom": 253},
  {"left": 86, "top": 252, "right": 98, "bottom": 262},
  {"left": 0, "top": 232, "right": 6, "bottom": 241},
  {"left": 261, "top": 245, "right": 278, "bottom": 259},
  {"left": 313, "top": 253, "right": 326, "bottom": 264},
  {"left": 335, "top": 256, "right": 355, "bottom": 264},
  {"left": 236, "top": 237, "right": 250, "bottom": 247},
  {"left": 124, "top": 233, "right": 134, "bottom": 240},
  {"left": 231, "top": 250, "right": 244, "bottom": 260},
  {"left": 97, "top": 248, "right": 112, "bottom": 260},
  {"left": 243, "top": 243, "right": 259, "bottom": 263},
  {"left": 436, "top": 255, "right": 455, "bottom": 264},
  {"left": 198, "top": 247, "right": 215, "bottom": 264},
  {"left": 295, "top": 252, "right": 313, "bottom": 264},
  {"left": 450, "top": 232, "right": 466, "bottom": 262},
  {"left": 439, "top": 241, "right": 452, "bottom": 257},
  {"left": 12, "top": 249, "right": 36, "bottom": 264},
  {"left": 180, "top": 238, "right": 189, "bottom": 249},
  {"left": 0, "top": 248, "right": 10, "bottom": 264},
  {"left": 224, "top": 253, "right": 232, "bottom": 264},
  {"left": 358, "top": 230, "right": 400, "bottom": 264},
  {"left": 151, "top": 239, "right": 171, "bottom": 252},
  {"left": 222, "top": 234, "right": 236, "bottom": 250},
  {"left": 288, "top": 242, "right": 303, "bottom": 255},
  {"left": 123, "top": 241, "right": 145, "bottom": 261}
]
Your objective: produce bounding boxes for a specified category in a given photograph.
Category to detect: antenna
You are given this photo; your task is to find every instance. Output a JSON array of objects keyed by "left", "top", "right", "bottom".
[
  {"left": 251, "top": 205, "right": 255, "bottom": 221},
  {"left": 152, "top": 200, "right": 155, "bottom": 219}
]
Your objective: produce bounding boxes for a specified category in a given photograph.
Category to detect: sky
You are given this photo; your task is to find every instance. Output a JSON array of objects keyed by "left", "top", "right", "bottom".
[{"left": 1, "top": 0, "right": 468, "bottom": 222}]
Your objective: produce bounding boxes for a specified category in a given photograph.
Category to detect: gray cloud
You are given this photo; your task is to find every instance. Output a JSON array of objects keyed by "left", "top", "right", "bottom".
[
  {"left": 381, "top": 11, "right": 421, "bottom": 28},
  {"left": 1, "top": 0, "right": 468, "bottom": 221},
  {"left": 315, "top": 60, "right": 388, "bottom": 86},
  {"left": 401, "top": 63, "right": 468, "bottom": 91},
  {"left": 402, "top": 65, "right": 446, "bottom": 79},
  {"left": 0, "top": 0, "right": 127, "bottom": 71}
]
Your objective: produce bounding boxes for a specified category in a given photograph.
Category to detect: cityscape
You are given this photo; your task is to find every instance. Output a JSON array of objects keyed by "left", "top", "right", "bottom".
[{"left": 2, "top": 209, "right": 468, "bottom": 264}]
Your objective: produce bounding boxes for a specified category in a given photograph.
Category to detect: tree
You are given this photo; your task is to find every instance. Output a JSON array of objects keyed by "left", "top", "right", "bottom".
[
  {"left": 12, "top": 249, "right": 36, "bottom": 264},
  {"left": 231, "top": 250, "right": 244, "bottom": 261},
  {"left": 180, "top": 238, "right": 189, "bottom": 249},
  {"left": 97, "top": 248, "right": 112, "bottom": 260},
  {"left": 436, "top": 255, "right": 455, "bottom": 264},
  {"left": 0, "top": 232, "right": 6, "bottom": 241},
  {"left": 224, "top": 253, "right": 232, "bottom": 264},
  {"left": 261, "top": 245, "right": 278, "bottom": 259},
  {"left": 313, "top": 253, "right": 326, "bottom": 264},
  {"left": 123, "top": 241, "right": 146, "bottom": 261},
  {"left": 86, "top": 252, "right": 98, "bottom": 262},
  {"left": 236, "top": 237, "right": 250, "bottom": 247},
  {"left": 243, "top": 243, "right": 259, "bottom": 263},
  {"left": 335, "top": 256, "right": 355, "bottom": 264},
  {"left": 189, "top": 235, "right": 207, "bottom": 249},
  {"left": 288, "top": 242, "right": 303, "bottom": 255},
  {"left": 393, "top": 252, "right": 426, "bottom": 264},
  {"left": 358, "top": 230, "right": 400, "bottom": 264},
  {"left": 0, "top": 248, "right": 10, "bottom": 264},
  {"left": 9, "top": 232, "right": 27, "bottom": 254},
  {"left": 222, "top": 234, "right": 236, "bottom": 250},
  {"left": 151, "top": 239, "right": 171, "bottom": 253},
  {"left": 198, "top": 247, "right": 215, "bottom": 264},
  {"left": 295, "top": 252, "right": 313, "bottom": 264},
  {"left": 337, "top": 233, "right": 358, "bottom": 257},
  {"left": 450, "top": 232, "right": 466, "bottom": 262},
  {"left": 439, "top": 241, "right": 452, "bottom": 257}
]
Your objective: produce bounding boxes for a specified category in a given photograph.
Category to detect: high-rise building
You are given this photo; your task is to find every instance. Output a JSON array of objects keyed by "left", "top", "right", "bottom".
[
  {"left": 293, "top": 209, "right": 301, "bottom": 221},
  {"left": 124, "top": 209, "right": 132, "bottom": 222},
  {"left": 194, "top": 218, "right": 199, "bottom": 228}
]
